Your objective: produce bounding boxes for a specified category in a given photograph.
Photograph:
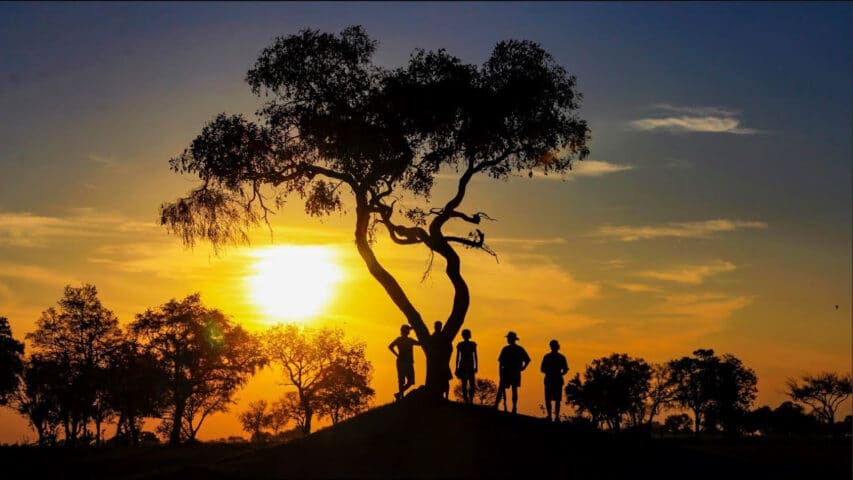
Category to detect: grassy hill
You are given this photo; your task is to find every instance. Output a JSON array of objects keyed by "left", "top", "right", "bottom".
[{"left": 2, "top": 397, "right": 850, "bottom": 479}]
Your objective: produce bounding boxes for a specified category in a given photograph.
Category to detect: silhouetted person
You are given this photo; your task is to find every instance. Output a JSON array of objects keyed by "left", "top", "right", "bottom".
[
  {"left": 455, "top": 329, "right": 478, "bottom": 404},
  {"left": 540, "top": 339, "right": 569, "bottom": 422},
  {"left": 430, "top": 321, "right": 453, "bottom": 399},
  {"left": 389, "top": 325, "right": 420, "bottom": 401},
  {"left": 494, "top": 331, "right": 530, "bottom": 413}
]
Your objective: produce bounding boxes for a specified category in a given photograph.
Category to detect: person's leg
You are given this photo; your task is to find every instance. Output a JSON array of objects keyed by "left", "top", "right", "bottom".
[
  {"left": 396, "top": 367, "right": 405, "bottom": 400},
  {"left": 511, "top": 385, "right": 518, "bottom": 413},
  {"left": 467, "top": 377, "right": 475, "bottom": 404},
  {"left": 545, "top": 388, "right": 552, "bottom": 421},
  {"left": 554, "top": 397, "right": 561, "bottom": 422}
]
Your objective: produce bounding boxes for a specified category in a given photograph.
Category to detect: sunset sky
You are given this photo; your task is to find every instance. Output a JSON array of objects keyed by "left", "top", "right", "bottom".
[{"left": 1, "top": 2, "right": 850, "bottom": 442}]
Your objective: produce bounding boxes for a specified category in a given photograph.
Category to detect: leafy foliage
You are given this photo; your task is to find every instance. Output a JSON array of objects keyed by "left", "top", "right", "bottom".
[
  {"left": 564, "top": 353, "right": 651, "bottom": 432},
  {"left": 130, "top": 293, "right": 265, "bottom": 444},
  {"left": 786, "top": 372, "right": 852, "bottom": 425},
  {"left": 262, "top": 324, "right": 373, "bottom": 433},
  {"left": 668, "top": 349, "right": 757, "bottom": 434},
  {"left": 25, "top": 284, "right": 123, "bottom": 445},
  {"left": 0, "top": 316, "right": 24, "bottom": 405},
  {"left": 452, "top": 378, "right": 498, "bottom": 406},
  {"left": 161, "top": 26, "right": 590, "bottom": 394}
]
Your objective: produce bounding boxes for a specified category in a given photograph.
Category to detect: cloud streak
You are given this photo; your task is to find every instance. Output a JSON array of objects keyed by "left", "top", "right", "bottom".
[
  {"left": 0, "top": 210, "right": 160, "bottom": 247},
  {"left": 591, "top": 219, "right": 767, "bottom": 242},
  {"left": 629, "top": 104, "right": 762, "bottom": 135},
  {"left": 638, "top": 260, "right": 736, "bottom": 285},
  {"left": 528, "top": 160, "right": 634, "bottom": 181}
]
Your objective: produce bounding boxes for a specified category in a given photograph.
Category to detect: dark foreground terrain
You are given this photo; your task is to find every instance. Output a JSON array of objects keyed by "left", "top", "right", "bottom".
[{"left": 2, "top": 398, "right": 850, "bottom": 479}]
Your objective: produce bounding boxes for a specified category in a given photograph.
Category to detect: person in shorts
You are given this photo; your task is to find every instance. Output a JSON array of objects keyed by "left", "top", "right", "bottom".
[
  {"left": 540, "top": 339, "right": 569, "bottom": 422},
  {"left": 388, "top": 325, "right": 420, "bottom": 401},
  {"left": 494, "top": 331, "right": 530, "bottom": 414}
]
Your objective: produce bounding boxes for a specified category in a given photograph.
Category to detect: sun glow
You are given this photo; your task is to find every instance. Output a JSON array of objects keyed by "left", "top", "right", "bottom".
[{"left": 248, "top": 245, "right": 344, "bottom": 322}]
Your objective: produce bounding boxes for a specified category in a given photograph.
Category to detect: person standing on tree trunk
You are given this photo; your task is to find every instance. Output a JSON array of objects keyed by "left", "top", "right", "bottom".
[
  {"left": 389, "top": 325, "right": 421, "bottom": 401},
  {"left": 494, "top": 331, "right": 530, "bottom": 413},
  {"left": 540, "top": 339, "right": 569, "bottom": 422}
]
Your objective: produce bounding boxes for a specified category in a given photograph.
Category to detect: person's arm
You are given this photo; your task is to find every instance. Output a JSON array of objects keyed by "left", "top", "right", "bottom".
[
  {"left": 521, "top": 349, "right": 531, "bottom": 371},
  {"left": 540, "top": 356, "right": 547, "bottom": 374},
  {"left": 561, "top": 356, "right": 569, "bottom": 376},
  {"left": 388, "top": 339, "right": 398, "bottom": 357},
  {"left": 473, "top": 343, "right": 478, "bottom": 373}
]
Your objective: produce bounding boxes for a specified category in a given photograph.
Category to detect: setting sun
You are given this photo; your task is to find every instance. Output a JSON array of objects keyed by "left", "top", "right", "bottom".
[{"left": 247, "top": 245, "right": 344, "bottom": 322}]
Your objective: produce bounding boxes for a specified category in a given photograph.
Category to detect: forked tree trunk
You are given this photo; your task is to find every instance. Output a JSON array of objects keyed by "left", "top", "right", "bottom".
[{"left": 354, "top": 198, "right": 468, "bottom": 398}]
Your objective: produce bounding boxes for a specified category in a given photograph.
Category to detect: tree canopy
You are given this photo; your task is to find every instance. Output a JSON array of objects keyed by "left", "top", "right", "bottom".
[
  {"left": 130, "top": 293, "right": 265, "bottom": 444},
  {"left": 0, "top": 316, "right": 24, "bottom": 405},
  {"left": 262, "top": 324, "right": 373, "bottom": 434},
  {"left": 160, "top": 25, "right": 589, "bottom": 394}
]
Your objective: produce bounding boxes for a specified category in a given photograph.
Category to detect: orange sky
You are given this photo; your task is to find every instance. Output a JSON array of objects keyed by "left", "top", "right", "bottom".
[{"left": 1, "top": 3, "right": 851, "bottom": 443}]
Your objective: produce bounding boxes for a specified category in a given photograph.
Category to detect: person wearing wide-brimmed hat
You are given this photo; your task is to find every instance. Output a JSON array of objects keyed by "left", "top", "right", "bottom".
[{"left": 494, "top": 331, "right": 530, "bottom": 413}]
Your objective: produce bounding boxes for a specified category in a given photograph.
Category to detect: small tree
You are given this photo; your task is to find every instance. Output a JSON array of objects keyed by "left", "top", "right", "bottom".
[
  {"left": 452, "top": 378, "right": 498, "bottom": 406},
  {"left": 160, "top": 26, "right": 590, "bottom": 396},
  {"left": 786, "top": 372, "right": 852, "bottom": 425},
  {"left": 564, "top": 354, "right": 651, "bottom": 432},
  {"left": 274, "top": 392, "right": 309, "bottom": 436},
  {"left": 130, "top": 293, "right": 265, "bottom": 445},
  {"left": 0, "top": 316, "right": 24, "bottom": 405},
  {"left": 239, "top": 400, "right": 272, "bottom": 442},
  {"left": 263, "top": 324, "right": 372, "bottom": 434},
  {"left": 663, "top": 414, "right": 693, "bottom": 434},
  {"left": 315, "top": 353, "right": 375, "bottom": 425}
]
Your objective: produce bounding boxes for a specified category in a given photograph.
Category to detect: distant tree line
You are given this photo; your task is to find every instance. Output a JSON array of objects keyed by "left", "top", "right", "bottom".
[
  {"left": 447, "top": 351, "right": 850, "bottom": 438},
  {"left": 529, "top": 349, "right": 850, "bottom": 437},
  {"left": 0, "top": 284, "right": 373, "bottom": 447},
  {"left": 1, "top": 284, "right": 849, "bottom": 446}
]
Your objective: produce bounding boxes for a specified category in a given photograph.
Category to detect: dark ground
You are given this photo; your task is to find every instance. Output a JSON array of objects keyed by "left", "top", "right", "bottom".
[{"left": 2, "top": 398, "right": 850, "bottom": 479}]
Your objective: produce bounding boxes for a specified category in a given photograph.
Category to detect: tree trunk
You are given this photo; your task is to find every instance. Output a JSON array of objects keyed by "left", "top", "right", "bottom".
[
  {"left": 170, "top": 398, "right": 186, "bottom": 445},
  {"left": 353, "top": 193, "right": 472, "bottom": 399},
  {"left": 693, "top": 409, "right": 701, "bottom": 435}
]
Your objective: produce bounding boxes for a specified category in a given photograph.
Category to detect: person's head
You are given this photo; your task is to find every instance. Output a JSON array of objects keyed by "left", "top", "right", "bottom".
[
  {"left": 400, "top": 325, "right": 411, "bottom": 336},
  {"left": 505, "top": 331, "right": 519, "bottom": 345},
  {"left": 549, "top": 339, "right": 560, "bottom": 352},
  {"left": 461, "top": 329, "right": 471, "bottom": 340},
  {"left": 433, "top": 321, "right": 442, "bottom": 333}
]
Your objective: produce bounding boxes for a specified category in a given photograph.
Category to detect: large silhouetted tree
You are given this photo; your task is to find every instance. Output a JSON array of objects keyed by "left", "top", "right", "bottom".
[
  {"left": 0, "top": 316, "right": 24, "bottom": 405},
  {"left": 104, "top": 340, "right": 169, "bottom": 445},
  {"left": 786, "top": 372, "right": 852, "bottom": 425},
  {"left": 160, "top": 26, "right": 589, "bottom": 395},
  {"left": 262, "top": 324, "right": 372, "bottom": 433},
  {"left": 669, "top": 349, "right": 757, "bottom": 435},
  {"left": 11, "top": 357, "right": 63, "bottom": 445},
  {"left": 564, "top": 353, "right": 651, "bottom": 432},
  {"left": 130, "top": 294, "right": 265, "bottom": 445},
  {"left": 26, "top": 284, "right": 123, "bottom": 445}
]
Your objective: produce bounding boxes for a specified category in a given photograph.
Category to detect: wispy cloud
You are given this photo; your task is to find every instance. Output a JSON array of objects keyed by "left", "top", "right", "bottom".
[
  {"left": 614, "top": 282, "right": 662, "bottom": 293},
  {"left": 87, "top": 154, "right": 120, "bottom": 168},
  {"left": 629, "top": 104, "right": 762, "bottom": 135},
  {"left": 0, "top": 262, "right": 76, "bottom": 287},
  {"left": 529, "top": 160, "right": 634, "bottom": 181},
  {"left": 0, "top": 211, "right": 158, "bottom": 247},
  {"left": 638, "top": 260, "right": 736, "bottom": 285},
  {"left": 591, "top": 219, "right": 767, "bottom": 242}
]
